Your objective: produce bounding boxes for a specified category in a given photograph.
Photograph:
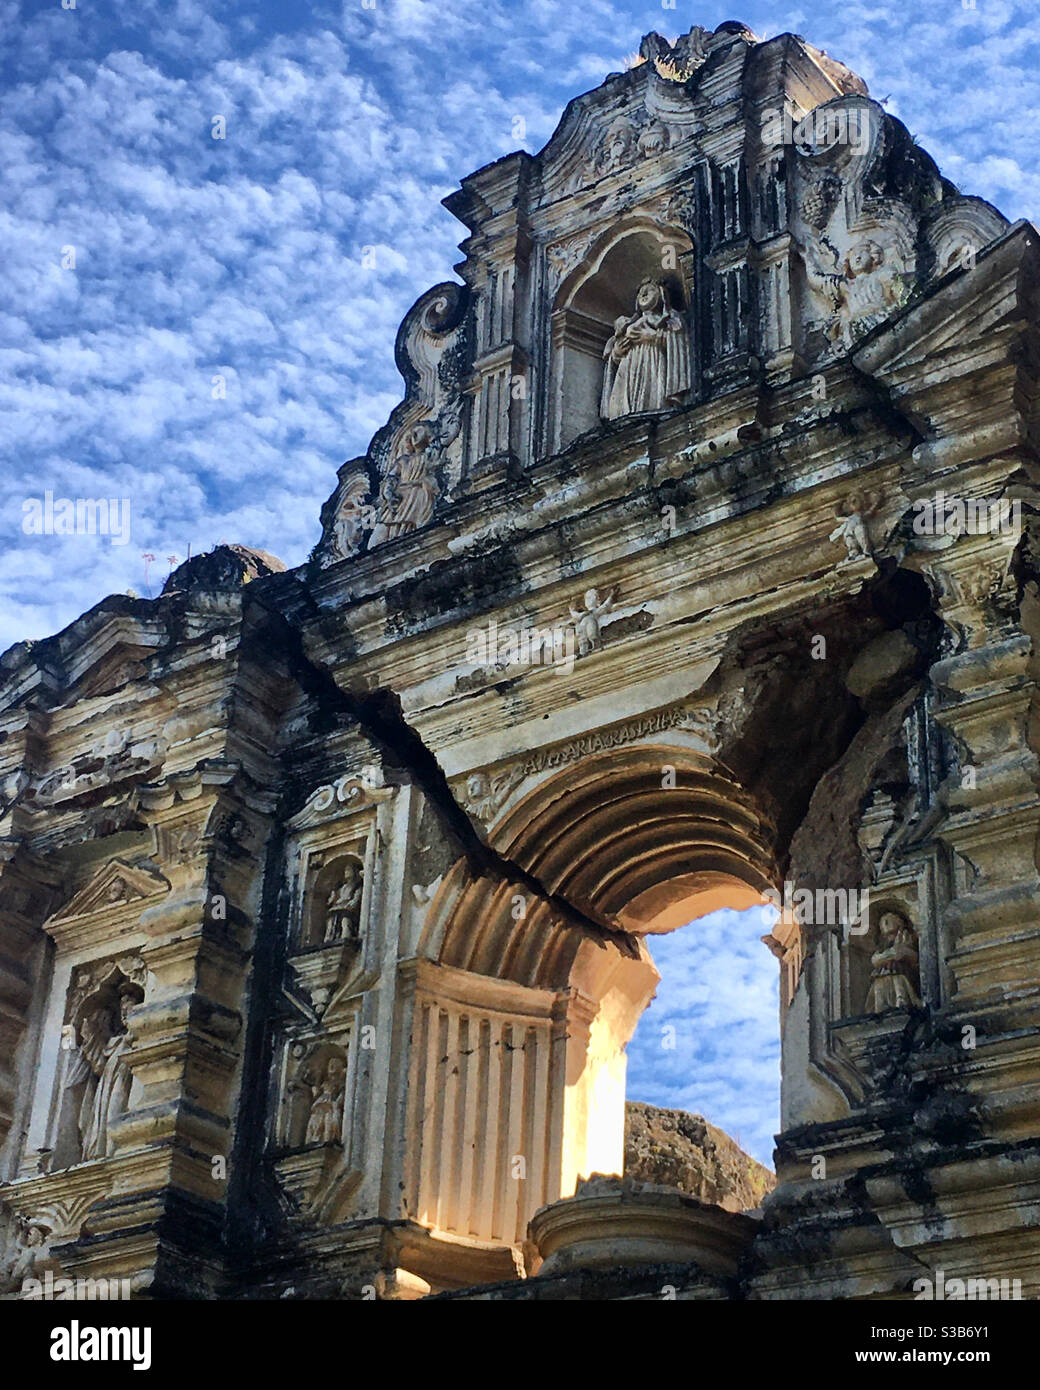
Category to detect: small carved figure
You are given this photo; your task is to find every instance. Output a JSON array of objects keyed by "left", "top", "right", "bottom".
[
  {"left": 0, "top": 1222, "right": 51, "bottom": 1294},
  {"left": 325, "top": 473, "right": 371, "bottom": 564},
  {"left": 463, "top": 771, "right": 497, "bottom": 822},
  {"left": 105, "top": 877, "right": 128, "bottom": 904},
  {"left": 367, "top": 402, "right": 462, "bottom": 548},
  {"left": 324, "top": 861, "right": 363, "bottom": 943},
  {"left": 600, "top": 280, "right": 691, "bottom": 420},
  {"left": 601, "top": 119, "right": 634, "bottom": 171},
  {"left": 80, "top": 987, "right": 138, "bottom": 1160},
  {"left": 865, "top": 909, "right": 922, "bottom": 1013},
  {"left": 568, "top": 588, "right": 616, "bottom": 656},
  {"left": 461, "top": 766, "right": 524, "bottom": 824},
  {"left": 368, "top": 422, "right": 438, "bottom": 545},
  {"left": 829, "top": 502, "right": 872, "bottom": 561},
  {"left": 804, "top": 238, "right": 904, "bottom": 350},
  {"left": 305, "top": 1055, "right": 347, "bottom": 1145}
]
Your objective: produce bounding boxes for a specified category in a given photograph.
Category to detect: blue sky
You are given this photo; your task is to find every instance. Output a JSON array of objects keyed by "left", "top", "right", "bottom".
[
  {"left": 3, "top": 1, "right": 1037, "bottom": 1169},
  {"left": 626, "top": 907, "right": 781, "bottom": 1167},
  {"left": 2, "top": 0, "right": 1039, "bottom": 650}
]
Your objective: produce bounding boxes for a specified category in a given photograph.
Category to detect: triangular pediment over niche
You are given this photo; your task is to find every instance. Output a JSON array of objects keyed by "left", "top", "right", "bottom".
[{"left": 46, "top": 858, "right": 169, "bottom": 926}]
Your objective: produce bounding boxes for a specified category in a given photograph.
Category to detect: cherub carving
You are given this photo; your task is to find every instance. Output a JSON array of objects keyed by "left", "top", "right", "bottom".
[
  {"left": 568, "top": 588, "right": 615, "bottom": 656},
  {"left": 324, "top": 861, "right": 363, "bottom": 944},
  {"left": 865, "top": 909, "right": 922, "bottom": 1012},
  {"left": 804, "top": 238, "right": 905, "bottom": 350},
  {"left": 600, "top": 280, "right": 691, "bottom": 420},
  {"left": 829, "top": 490, "right": 879, "bottom": 562}
]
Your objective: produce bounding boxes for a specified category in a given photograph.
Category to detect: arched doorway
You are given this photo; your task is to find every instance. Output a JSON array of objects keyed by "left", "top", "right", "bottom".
[{"left": 406, "top": 745, "right": 783, "bottom": 1260}]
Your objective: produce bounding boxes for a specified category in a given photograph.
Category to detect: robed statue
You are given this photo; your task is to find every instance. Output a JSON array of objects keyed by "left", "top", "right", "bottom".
[
  {"left": 600, "top": 279, "right": 691, "bottom": 420},
  {"left": 865, "top": 910, "right": 922, "bottom": 1013},
  {"left": 62, "top": 986, "right": 140, "bottom": 1162}
]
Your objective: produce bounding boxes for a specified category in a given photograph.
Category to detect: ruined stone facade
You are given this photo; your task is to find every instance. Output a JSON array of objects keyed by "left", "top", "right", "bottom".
[{"left": 2, "top": 22, "right": 1039, "bottom": 1301}]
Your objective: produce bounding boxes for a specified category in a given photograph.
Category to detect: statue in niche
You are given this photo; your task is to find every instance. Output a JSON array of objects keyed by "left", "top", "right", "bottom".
[
  {"left": 865, "top": 909, "right": 922, "bottom": 1013},
  {"left": 569, "top": 587, "right": 615, "bottom": 656},
  {"left": 324, "top": 860, "right": 363, "bottom": 944},
  {"left": 62, "top": 984, "right": 141, "bottom": 1163},
  {"left": 305, "top": 1055, "right": 347, "bottom": 1145},
  {"left": 600, "top": 279, "right": 691, "bottom": 420},
  {"left": 804, "top": 238, "right": 904, "bottom": 351}
]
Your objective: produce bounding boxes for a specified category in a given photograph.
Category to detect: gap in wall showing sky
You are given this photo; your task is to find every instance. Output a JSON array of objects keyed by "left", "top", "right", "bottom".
[{"left": 625, "top": 905, "right": 781, "bottom": 1169}]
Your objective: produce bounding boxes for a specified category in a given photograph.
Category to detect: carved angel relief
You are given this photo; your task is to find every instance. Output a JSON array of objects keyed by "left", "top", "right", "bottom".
[
  {"left": 568, "top": 587, "right": 615, "bottom": 655},
  {"left": 460, "top": 766, "right": 525, "bottom": 826},
  {"left": 368, "top": 407, "right": 462, "bottom": 548},
  {"left": 829, "top": 490, "right": 880, "bottom": 564},
  {"left": 803, "top": 236, "right": 906, "bottom": 352}
]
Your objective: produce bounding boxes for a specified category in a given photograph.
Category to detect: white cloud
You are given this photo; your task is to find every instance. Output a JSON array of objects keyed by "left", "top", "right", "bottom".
[{"left": 626, "top": 907, "right": 781, "bottom": 1167}]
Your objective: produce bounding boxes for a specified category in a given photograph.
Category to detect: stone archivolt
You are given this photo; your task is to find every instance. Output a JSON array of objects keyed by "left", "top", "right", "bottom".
[{"left": 3, "top": 20, "right": 1040, "bottom": 1302}]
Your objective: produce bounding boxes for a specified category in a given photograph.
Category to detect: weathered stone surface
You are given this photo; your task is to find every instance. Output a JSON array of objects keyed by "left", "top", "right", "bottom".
[
  {"left": 1, "top": 20, "right": 1038, "bottom": 1303},
  {"left": 624, "top": 1102, "right": 776, "bottom": 1211}
]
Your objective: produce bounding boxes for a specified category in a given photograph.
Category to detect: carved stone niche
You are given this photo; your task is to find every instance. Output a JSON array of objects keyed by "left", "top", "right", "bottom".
[
  {"left": 46, "top": 956, "right": 146, "bottom": 1172},
  {"left": 300, "top": 851, "right": 365, "bottom": 951},
  {"left": 549, "top": 221, "right": 695, "bottom": 452},
  {"left": 271, "top": 1035, "right": 353, "bottom": 1217},
  {"left": 279, "top": 1039, "right": 349, "bottom": 1150},
  {"left": 290, "top": 848, "right": 367, "bottom": 1017},
  {"left": 830, "top": 896, "right": 924, "bottom": 1081}
]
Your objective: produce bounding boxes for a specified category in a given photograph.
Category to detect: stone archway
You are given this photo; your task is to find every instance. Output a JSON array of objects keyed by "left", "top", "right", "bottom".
[{"left": 404, "top": 744, "right": 779, "bottom": 1263}]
